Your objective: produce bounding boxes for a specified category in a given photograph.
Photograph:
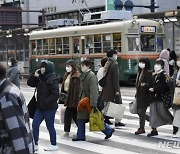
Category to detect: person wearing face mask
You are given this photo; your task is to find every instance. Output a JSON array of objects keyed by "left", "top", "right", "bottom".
[
  {"left": 72, "top": 59, "right": 115, "bottom": 141},
  {"left": 171, "top": 59, "right": 180, "bottom": 137},
  {"left": 7, "top": 57, "right": 20, "bottom": 88},
  {"left": 135, "top": 58, "right": 152, "bottom": 135},
  {"left": 61, "top": 60, "right": 80, "bottom": 137},
  {"left": 101, "top": 49, "right": 125, "bottom": 127},
  {"left": 147, "top": 59, "right": 173, "bottom": 137},
  {"left": 27, "top": 60, "right": 59, "bottom": 151}
]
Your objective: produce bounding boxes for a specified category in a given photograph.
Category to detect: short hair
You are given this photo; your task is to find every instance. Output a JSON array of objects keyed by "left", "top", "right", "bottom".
[
  {"left": 0, "top": 63, "right": 6, "bottom": 80},
  {"left": 106, "top": 49, "right": 117, "bottom": 58},
  {"left": 9, "top": 57, "right": 17, "bottom": 66},
  {"left": 156, "top": 59, "right": 164, "bottom": 68},
  {"left": 81, "top": 59, "right": 93, "bottom": 67},
  {"left": 101, "top": 57, "right": 108, "bottom": 67}
]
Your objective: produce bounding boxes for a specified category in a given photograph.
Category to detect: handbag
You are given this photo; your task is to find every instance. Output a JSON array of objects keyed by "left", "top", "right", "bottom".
[
  {"left": 89, "top": 107, "right": 105, "bottom": 131},
  {"left": 27, "top": 89, "right": 37, "bottom": 119},
  {"left": 173, "top": 87, "right": 180, "bottom": 105},
  {"left": 103, "top": 102, "right": 125, "bottom": 120},
  {"left": 58, "top": 92, "right": 68, "bottom": 104},
  {"left": 161, "top": 91, "right": 172, "bottom": 109},
  {"left": 99, "top": 76, "right": 106, "bottom": 87},
  {"left": 129, "top": 98, "right": 137, "bottom": 114}
]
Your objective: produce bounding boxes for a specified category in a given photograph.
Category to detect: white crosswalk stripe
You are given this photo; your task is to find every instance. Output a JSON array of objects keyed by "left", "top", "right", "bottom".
[{"left": 22, "top": 87, "right": 180, "bottom": 154}]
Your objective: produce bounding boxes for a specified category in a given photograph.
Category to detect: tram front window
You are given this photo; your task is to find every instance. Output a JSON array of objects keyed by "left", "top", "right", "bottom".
[
  {"left": 128, "top": 37, "right": 139, "bottom": 51},
  {"left": 157, "top": 36, "right": 163, "bottom": 52},
  {"left": 140, "top": 34, "right": 156, "bottom": 52}
]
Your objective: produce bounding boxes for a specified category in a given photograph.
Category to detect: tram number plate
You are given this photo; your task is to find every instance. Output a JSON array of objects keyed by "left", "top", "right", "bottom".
[{"left": 141, "top": 26, "right": 156, "bottom": 33}]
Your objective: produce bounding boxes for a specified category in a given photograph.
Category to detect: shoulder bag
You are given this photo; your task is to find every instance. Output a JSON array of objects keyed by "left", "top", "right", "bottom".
[{"left": 27, "top": 88, "right": 37, "bottom": 119}]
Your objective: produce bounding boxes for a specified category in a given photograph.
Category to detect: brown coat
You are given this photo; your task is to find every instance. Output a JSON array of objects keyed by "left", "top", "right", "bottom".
[
  {"left": 61, "top": 71, "right": 81, "bottom": 107},
  {"left": 102, "top": 59, "right": 122, "bottom": 104}
]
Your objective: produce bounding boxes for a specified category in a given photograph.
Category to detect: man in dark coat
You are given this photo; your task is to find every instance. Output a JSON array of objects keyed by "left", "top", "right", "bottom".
[
  {"left": 102, "top": 49, "right": 125, "bottom": 127},
  {"left": 27, "top": 60, "right": 59, "bottom": 151}
]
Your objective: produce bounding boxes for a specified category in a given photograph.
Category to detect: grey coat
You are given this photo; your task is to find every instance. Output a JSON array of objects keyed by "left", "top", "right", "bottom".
[
  {"left": 7, "top": 64, "right": 20, "bottom": 88},
  {"left": 77, "top": 70, "right": 98, "bottom": 120},
  {"left": 102, "top": 59, "right": 122, "bottom": 104}
]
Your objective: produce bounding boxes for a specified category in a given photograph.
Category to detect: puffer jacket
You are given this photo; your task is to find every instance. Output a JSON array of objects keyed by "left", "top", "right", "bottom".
[{"left": 27, "top": 73, "right": 59, "bottom": 110}]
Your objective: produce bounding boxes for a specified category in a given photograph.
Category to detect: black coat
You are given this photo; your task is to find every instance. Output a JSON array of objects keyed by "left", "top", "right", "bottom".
[
  {"left": 136, "top": 70, "right": 152, "bottom": 108},
  {"left": 27, "top": 73, "right": 59, "bottom": 111},
  {"left": 151, "top": 71, "right": 169, "bottom": 102}
]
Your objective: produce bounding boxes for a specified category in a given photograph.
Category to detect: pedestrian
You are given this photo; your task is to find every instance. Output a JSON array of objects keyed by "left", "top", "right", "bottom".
[
  {"left": 27, "top": 60, "right": 59, "bottom": 151},
  {"left": 61, "top": 60, "right": 80, "bottom": 137},
  {"left": 148, "top": 59, "right": 173, "bottom": 137},
  {"left": 101, "top": 49, "right": 125, "bottom": 127},
  {"left": 135, "top": 58, "right": 152, "bottom": 135},
  {"left": 72, "top": 59, "right": 115, "bottom": 141},
  {"left": 168, "top": 48, "right": 177, "bottom": 77},
  {"left": 158, "top": 49, "right": 170, "bottom": 76},
  {"left": 0, "top": 63, "right": 35, "bottom": 154},
  {"left": 172, "top": 58, "right": 180, "bottom": 137},
  {"left": 7, "top": 57, "right": 20, "bottom": 88},
  {"left": 97, "top": 57, "right": 112, "bottom": 125}
]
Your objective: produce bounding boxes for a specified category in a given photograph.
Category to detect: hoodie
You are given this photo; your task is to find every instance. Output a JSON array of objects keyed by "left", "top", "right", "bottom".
[{"left": 158, "top": 49, "right": 170, "bottom": 76}]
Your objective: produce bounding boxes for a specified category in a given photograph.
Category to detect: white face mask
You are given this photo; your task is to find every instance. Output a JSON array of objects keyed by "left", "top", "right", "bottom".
[
  {"left": 81, "top": 65, "right": 89, "bottom": 73},
  {"left": 66, "top": 66, "right": 72, "bottom": 72},
  {"left": 177, "top": 61, "right": 180, "bottom": 67},
  {"left": 8, "top": 62, "right": 11, "bottom": 66},
  {"left": 113, "top": 54, "right": 117, "bottom": 61},
  {"left": 40, "top": 67, "right": 46, "bottom": 74},
  {"left": 139, "top": 62, "right": 145, "bottom": 69},
  {"left": 154, "top": 64, "right": 162, "bottom": 72}
]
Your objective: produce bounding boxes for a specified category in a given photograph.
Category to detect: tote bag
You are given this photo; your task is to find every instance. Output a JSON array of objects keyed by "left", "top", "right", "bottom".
[
  {"left": 173, "top": 87, "right": 180, "bottom": 105},
  {"left": 103, "top": 102, "right": 125, "bottom": 120},
  {"left": 129, "top": 98, "right": 137, "bottom": 114},
  {"left": 89, "top": 107, "right": 105, "bottom": 131}
]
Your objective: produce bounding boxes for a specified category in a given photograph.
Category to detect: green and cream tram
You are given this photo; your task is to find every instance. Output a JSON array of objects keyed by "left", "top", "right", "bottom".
[{"left": 29, "top": 19, "right": 164, "bottom": 83}]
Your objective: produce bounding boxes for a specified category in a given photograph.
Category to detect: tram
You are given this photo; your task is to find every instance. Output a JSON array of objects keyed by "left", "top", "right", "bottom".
[{"left": 29, "top": 18, "right": 165, "bottom": 83}]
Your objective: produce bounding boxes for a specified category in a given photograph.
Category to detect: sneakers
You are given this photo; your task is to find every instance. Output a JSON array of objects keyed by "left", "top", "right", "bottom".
[
  {"left": 34, "top": 145, "right": 39, "bottom": 151},
  {"left": 115, "top": 122, "right": 126, "bottom": 127},
  {"left": 105, "top": 129, "right": 115, "bottom": 139},
  {"left": 135, "top": 128, "right": 145, "bottom": 135},
  {"left": 63, "top": 132, "right": 69, "bottom": 137},
  {"left": 44, "top": 145, "right": 58, "bottom": 151},
  {"left": 147, "top": 131, "right": 158, "bottom": 137}
]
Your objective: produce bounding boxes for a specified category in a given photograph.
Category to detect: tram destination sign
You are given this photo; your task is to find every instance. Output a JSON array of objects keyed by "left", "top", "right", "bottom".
[{"left": 141, "top": 26, "right": 156, "bottom": 33}]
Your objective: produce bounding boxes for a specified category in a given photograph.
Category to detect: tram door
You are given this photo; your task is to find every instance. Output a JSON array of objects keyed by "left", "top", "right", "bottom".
[{"left": 72, "top": 36, "right": 81, "bottom": 66}]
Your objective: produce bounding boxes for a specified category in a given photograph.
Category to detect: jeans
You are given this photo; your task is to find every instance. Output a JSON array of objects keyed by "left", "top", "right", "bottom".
[
  {"left": 32, "top": 108, "right": 57, "bottom": 145},
  {"left": 76, "top": 119, "right": 113, "bottom": 139}
]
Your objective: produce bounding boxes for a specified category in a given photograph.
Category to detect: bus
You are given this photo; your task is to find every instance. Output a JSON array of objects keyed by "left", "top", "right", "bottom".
[{"left": 29, "top": 18, "right": 165, "bottom": 83}]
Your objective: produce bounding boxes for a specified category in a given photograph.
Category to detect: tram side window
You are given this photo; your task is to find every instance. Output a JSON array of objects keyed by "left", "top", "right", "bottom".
[
  {"left": 73, "top": 37, "right": 80, "bottom": 54},
  {"left": 63, "top": 37, "right": 69, "bottom": 54},
  {"left": 128, "top": 37, "right": 139, "bottom": 51},
  {"left": 140, "top": 34, "right": 156, "bottom": 52},
  {"left": 113, "top": 33, "right": 121, "bottom": 52},
  {"left": 85, "top": 35, "right": 93, "bottom": 54},
  {"left": 31, "top": 40, "right": 36, "bottom": 55},
  {"left": 37, "top": 40, "right": 42, "bottom": 55},
  {"left": 56, "top": 38, "right": 62, "bottom": 54},
  {"left": 49, "top": 38, "right": 55, "bottom": 55},
  {"left": 94, "top": 34, "right": 101, "bottom": 53},
  {"left": 43, "top": 39, "right": 48, "bottom": 55},
  {"left": 103, "top": 34, "right": 111, "bottom": 53},
  {"left": 157, "top": 36, "right": 163, "bottom": 52}
]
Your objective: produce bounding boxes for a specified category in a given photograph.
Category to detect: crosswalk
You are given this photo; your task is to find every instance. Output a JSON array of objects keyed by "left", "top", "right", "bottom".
[{"left": 21, "top": 86, "right": 180, "bottom": 154}]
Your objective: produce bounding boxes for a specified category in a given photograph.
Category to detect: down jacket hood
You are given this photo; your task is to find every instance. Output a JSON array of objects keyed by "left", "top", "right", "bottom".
[{"left": 159, "top": 49, "right": 169, "bottom": 60}]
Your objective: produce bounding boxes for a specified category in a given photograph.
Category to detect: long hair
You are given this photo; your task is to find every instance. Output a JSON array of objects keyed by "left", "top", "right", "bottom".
[
  {"left": 138, "top": 58, "right": 151, "bottom": 72},
  {"left": 66, "top": 60, "right": 78, "bottom": 75}
]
